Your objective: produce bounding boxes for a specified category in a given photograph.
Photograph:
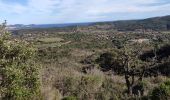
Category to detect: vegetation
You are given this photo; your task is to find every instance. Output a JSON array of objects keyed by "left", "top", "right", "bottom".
[
  {"left": 0, "top": 24, "right": 40, "bottom": 99},
  {"left": 151, "top": 80, "right": 170, "bottom": 100},
  {"left": 94, "top": 15, "right": 170, "bottom": 31},
  {"left": 3, "top": 16, "right": 170, "bottom": 100}
]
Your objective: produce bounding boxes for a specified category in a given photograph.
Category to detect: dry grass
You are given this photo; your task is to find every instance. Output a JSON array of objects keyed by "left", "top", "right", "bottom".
[
  {"left": 41, "top": 86, "right": 62, "bottom": 100},
  {"left": 71, "top": 49, "right": 94, "bottom": 57},
  {"left": 38, "top": 37, "right": 64, "bottom": 43}
]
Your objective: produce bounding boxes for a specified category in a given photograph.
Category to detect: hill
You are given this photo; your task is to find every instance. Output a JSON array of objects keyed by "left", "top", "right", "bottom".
[
  {"left": 7, "top": 23, "right": 93, "bottom": 30},
  {"left": 95, "top": 15, "right": 170, "bottom": 31},
  {"left": 8, "top": 15, "right": 170, "bottom": 31}
]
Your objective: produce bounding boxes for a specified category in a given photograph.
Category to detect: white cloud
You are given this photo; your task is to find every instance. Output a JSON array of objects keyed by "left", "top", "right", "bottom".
[
  {"left": 27, "top": 0, "right": 60, "bottom": 13},
  {"left": 0, "top": 0, "right": 170, "bottom": 24},
  {"left": 0, "top": 1, "right": 26, "bottom": 14}
]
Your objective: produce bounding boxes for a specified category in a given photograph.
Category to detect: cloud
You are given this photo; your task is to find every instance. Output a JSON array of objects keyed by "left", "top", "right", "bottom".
[
  {"left": 0, "top": 0, "right": 170, "bottom": 24},
  {"left": 0, "top": 1, "right": 26, "bottom": 14}
]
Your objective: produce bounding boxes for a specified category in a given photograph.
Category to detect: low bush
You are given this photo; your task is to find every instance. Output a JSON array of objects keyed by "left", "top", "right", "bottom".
[
  {"left": 95, "top": 77, "right": 123, "bottom": 100},
  {"left": 150, "top": 80, "right": 170, "bottom": 100},
  {"left": 62, "top": 96, "right": 77, "bottom": 100}
]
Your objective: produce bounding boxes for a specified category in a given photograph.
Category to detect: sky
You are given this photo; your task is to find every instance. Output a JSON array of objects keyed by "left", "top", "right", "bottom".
[{"left": 0, "top": 0, "right": 170, "bottom": 24}]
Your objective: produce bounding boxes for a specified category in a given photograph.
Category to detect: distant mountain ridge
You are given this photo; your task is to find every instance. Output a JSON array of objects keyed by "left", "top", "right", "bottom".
[
  {"left": 7, "top": 23, "right": 93, "bottom": 30},
  {"left": 8, "top": 15, "right": 170, "bottom": 31},
  {"left": 95, "top": 15, "right": 170, "bottom": 31},
  {"left": 115, "top": 15, "right": 170, "bottom": 31}
]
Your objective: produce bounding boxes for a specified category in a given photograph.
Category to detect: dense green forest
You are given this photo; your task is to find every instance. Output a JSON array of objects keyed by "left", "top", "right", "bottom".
[{"left": 1, "top": 16, "right": 170, "bottom": 100}]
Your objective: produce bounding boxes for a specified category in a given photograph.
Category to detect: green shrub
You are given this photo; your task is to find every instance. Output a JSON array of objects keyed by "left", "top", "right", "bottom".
[
  {"left": 0, "top": 32, "right": 40, "bottom": 99},
  {"left": 96, "top": 51, "right": 123, "bottom": 74},
  {"left": 150, "top": 80, "right": 170, "bottom": 100},
  {"left": 62, "top": 96, "right": 77, "bottom": 100}
]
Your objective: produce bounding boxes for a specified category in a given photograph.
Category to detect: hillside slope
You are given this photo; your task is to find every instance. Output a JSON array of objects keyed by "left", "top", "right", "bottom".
[
  {"left": 9, "top": 15, "right": 170, "bottom": 31},
  {"left": 95, "top": 15, "right": 170, "bottom": 31}
]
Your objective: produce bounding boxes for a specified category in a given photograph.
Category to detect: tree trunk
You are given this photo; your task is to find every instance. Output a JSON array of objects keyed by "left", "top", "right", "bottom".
[{"left": 125, "top": 74, "right": 133, "bottom": 95}]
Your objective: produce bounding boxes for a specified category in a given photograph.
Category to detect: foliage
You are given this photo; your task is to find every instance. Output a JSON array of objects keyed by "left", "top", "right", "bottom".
[
  {"left": 62, "top": 96, "right": 77, "bottom": 100},
  {"left": 150, "top": 80, "right": 170, "bottom": 100},
  {"left": 96, "top": 52, "right": 116, "bottom": 71},
  {"left": 96, "top": 51, "right": 124, "bottom": 74},
  {"left": 55, "top": 70, "right": 104, "bottom": 100},
  {"left": 96, "top": 15, "right": 170, "bottom": 31},
  {"left": 0, "top": 31, "right": 40, "bottom": 99},
  {"left": 95, "top": 77, "right": 123, "bottom": 100},
  {"left": 10, "top": 17, "right": 170, "bottom": 100}
]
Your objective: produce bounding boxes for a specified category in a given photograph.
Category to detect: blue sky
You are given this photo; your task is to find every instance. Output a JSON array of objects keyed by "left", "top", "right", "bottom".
[{"left": 0, "top": 0, "right": 170, "bottom": 24}]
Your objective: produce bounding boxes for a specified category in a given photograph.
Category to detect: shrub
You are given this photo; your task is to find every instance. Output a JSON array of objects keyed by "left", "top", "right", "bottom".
[
  {"left": 95, "top": 77, "right": 122, "bottom": 100},
  {"left": 0, "top": 32, "right": 40, "bottom": 99},
  {"left": 62, "top": 96, "right": 77, "bottom": 100},
  {"left": 62, "top": 76, "right": 80, "bottom": 96},
  {"left": 150, "top": 80, "right": 170, "bottom": 100},
  {"left": 55, "top": 68, "right": 104, "bottom": 100},
  {"left": 96, "top": 51, "right": 123, "bottom": 74},
  {"left": 75, "top": 73, "right": 103, "bottom": 100}
]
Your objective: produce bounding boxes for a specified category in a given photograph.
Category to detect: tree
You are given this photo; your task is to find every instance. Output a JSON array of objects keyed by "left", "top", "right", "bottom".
[
  {"left": 96, "top": 43, "right": 146, "bottom": 95},
  {"left": 0, "top": 22, "right": 40, "bottom": 99},
  {"left": 104, "top": 41, "right": 158, "bottom": 96},
  {"left": 118, "top": 44, "right": 145, "bottom": 95},
  {"left": 122, "top": 45, "right": 160, "bottom": 96}
]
